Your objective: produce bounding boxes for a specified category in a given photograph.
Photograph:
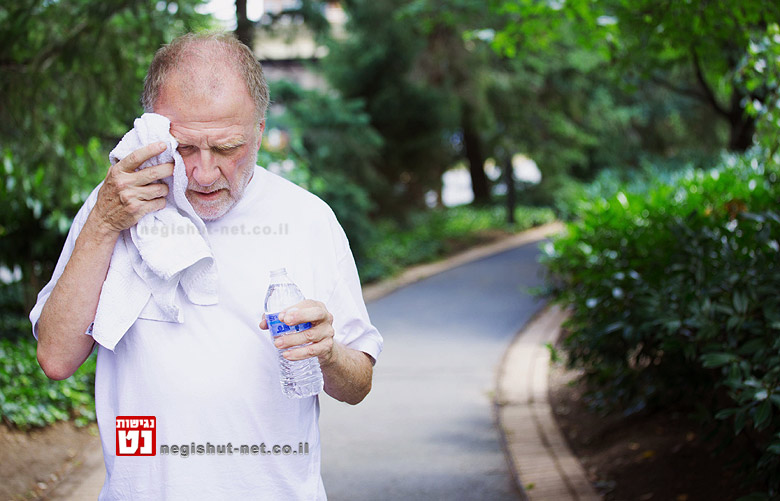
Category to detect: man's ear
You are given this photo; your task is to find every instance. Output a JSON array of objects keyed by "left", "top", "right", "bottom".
[{"left": 256, "top": 120, "right": 266, "bottom": 150}]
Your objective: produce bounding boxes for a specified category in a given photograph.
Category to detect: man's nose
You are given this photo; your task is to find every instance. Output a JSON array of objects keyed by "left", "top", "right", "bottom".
[{"left": 190, "top": 149, "right": 221, "bottom": 187}]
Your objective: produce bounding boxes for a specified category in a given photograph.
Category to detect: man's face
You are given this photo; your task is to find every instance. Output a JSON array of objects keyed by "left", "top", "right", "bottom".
[{"left": 154, "top": 68, "right": 263, "bottom": 221}]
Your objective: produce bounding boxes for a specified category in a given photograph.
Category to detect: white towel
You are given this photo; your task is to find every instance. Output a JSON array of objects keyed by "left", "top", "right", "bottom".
[{"left": 93, "top": 113, "right": 218, "bottom": 351}]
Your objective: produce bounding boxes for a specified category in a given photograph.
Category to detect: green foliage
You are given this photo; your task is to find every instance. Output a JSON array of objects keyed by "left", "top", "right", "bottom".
[
  {"left": 491, "top": 0, "right": 780, "bottom": 152},
  {"left": 292, "top": 0, "right": 748, "bottom": 215},
  {"left": 738, "top": 22, "right": 780, "bottom": 158},
  {"left": 551, "top": 151, "right": 722, "bottom": 220},
  {"left": 399, "top": 0, "right": 646, "bottom": 203},
  {"left": 360, "top": 204, "right": 554, "bottom": 283},
  {"left": 0, "top": 279, "right": 29, "bottom": 343},
  {"left": 545, "top": 342, "right": 562, "bottom": 364},
  {"left": 543, "top": 151, "right": 780, "bottom": 495},
  {"left": 0, "top": 1, "right": 212, "bottom": 321},
  {"left": 463, "top": 0, "right": 727, "bottom": 204},
  {"left": 322, "top": 0, "right": 458, "bottom": 214},
  {"left": 262, "top": 80, "right": 383, "bottom": 262},
  {"left": 0, "top": 337, "right": 96, "bottom": 429}
]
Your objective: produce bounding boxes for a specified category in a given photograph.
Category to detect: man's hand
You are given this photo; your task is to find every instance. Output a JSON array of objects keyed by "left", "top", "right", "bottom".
[
  {"left": 259, "top": 300, "right": 374, "bottom": 404},
  {"left": 93, "top": 142, "right": 174, "bottom": 234},
  {"left": 260, "top": 299, "right": 337, "bottom": 365}
]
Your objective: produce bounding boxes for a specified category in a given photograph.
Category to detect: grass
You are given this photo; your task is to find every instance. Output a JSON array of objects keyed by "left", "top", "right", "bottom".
[{"left": 358, "top": 204, "right": 556, "bottom": 283}]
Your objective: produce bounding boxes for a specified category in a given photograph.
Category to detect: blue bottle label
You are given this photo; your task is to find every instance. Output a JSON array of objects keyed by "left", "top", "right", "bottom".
[{"left": 267, "top": 313, "right": 313, "bottom": 337}]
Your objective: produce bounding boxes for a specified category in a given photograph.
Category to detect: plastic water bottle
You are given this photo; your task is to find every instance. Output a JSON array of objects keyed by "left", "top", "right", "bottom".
[{"left": 264, "top": 268, "right": 324, "bottom": 398}]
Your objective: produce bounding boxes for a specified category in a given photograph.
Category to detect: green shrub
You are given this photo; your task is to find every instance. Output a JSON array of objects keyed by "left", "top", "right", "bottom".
[
  {"left": 0, "top": 280, "right": 28, "bottom": 342},
  {"left": 543, "top": 150, "right": 780, "bottom": 496},
  {"left": 552, "top": 152, "right": 722, "bottom": 221},
  {"left": 0, "top": 336, "right": 96, "bottom": 429}
]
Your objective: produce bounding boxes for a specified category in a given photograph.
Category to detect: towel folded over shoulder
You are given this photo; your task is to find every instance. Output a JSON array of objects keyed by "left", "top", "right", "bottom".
[{"left": 93, "top": 113, "right": 218, "bottom": 351}]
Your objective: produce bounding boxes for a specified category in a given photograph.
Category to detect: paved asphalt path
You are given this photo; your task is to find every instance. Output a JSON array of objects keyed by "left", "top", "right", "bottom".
[{"left": 319, "top": 241, "right": 548, "bottom": 500}]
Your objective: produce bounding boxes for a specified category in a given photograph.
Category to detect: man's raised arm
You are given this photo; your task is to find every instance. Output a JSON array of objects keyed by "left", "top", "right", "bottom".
[{"left": 37, "top": 143, "right": 173, "bottom": 380}]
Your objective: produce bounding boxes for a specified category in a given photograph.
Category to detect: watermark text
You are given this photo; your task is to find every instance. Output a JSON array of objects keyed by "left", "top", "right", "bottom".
[
  {"left": 138, "top": 222, "right": 289, "bottom": 238},
  {"left": 159, "top": 442, "right": 309, "bottom": 458}
]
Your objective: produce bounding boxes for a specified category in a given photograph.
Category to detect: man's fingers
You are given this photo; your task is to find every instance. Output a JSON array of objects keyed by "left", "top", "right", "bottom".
[
  {"left": 263, "top": 300, "right": 334, "bottom": 361},
  {"left": 138, "top": 182, "right": 169, "bottom": 201},
  {"left": 138, "top": 162, "right": 175, "bottom": 185},
  {"left": 279, "top": 302, "right": 329, "bottom": 326},
  {"left": 144, "top": 197, "right": 167, "bottom": 214},
  {"left": 282, "top": 336, "right": 334, "bottom": 362},
  {"left": 274, "top": 322, "right": 334, "bottom": 350},
  {"left": 117, "top": 142, "right": 167, "bottom": 173},
  {"left": 274, "top": 330, "right": 316, "bottom": 350}
]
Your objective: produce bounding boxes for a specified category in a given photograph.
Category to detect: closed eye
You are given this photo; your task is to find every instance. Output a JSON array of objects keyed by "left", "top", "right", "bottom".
[
  {"left": 177, "top": 144, "right": 196, "bottom": 154},
  {"left": 212, "top": 144, "right": 244, "bottom": 155}
]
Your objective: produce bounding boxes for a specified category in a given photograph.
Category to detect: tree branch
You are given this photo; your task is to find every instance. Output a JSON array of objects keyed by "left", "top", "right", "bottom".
[
  {"left": 6, "top": 1, "right": 134, "bottom": 73},
  {"left": 648, "top": 73, "right": 709, "bottom": 103},
  {"left": 32, "top": 19, "right": 91, "bottom": 71},
  {"left": 690, "top": 45, "right": 731, "bottom": 118}
]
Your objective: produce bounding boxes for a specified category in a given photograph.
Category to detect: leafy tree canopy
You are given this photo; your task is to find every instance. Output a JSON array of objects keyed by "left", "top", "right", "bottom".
[{"left": 491, "top": 0, "right": 780, "bottom": 151}]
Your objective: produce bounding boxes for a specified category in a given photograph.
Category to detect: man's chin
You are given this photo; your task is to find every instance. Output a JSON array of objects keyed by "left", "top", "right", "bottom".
[
  {"left": 193, "top": 205, "right": 232, "bottom": 221},
  {"left": 187, "top": 193, "right": 233, "bottom": 221}
]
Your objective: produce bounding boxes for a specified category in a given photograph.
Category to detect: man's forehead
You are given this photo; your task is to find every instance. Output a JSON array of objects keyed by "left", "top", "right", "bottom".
[
  {"left": 156, "top": 59, "right": 249, "bottom": 107},
  {"left": 162, "top": 75, "right": 224, "bottom": 106},
  {"left": 165, "top": 60, "right": 247, "bottom": 98},
  {"left": 156, "top": 73, "right": 255, "bottom": 141},
  {"left": 169, "top": 124, "right": 248, "bottom": 146}
]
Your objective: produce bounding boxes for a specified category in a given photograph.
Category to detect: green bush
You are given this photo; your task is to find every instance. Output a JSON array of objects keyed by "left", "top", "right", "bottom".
[
  {"left": 0, "top": 279, "right": 28, "bottom": 342},
  {"left": 0, "top": 336, "right": 96, "bottom": 429},
  {"left": 543, "top": 150, "right": 780, "bottom": 496},
  {"left": 551, "top": 151, "right": 722, "bottom": 221}
]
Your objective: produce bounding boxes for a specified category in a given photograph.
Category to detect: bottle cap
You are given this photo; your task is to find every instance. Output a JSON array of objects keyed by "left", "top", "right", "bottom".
[{"left": 269, "top": 268, "right": 287, "bottom": 277}]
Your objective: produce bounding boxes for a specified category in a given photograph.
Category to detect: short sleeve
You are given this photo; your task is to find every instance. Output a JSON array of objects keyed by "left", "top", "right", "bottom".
[
  {"left": 324, "top": 219, "right": 383, "bottom": 364},
  {"left": 28, "top": 183, "right": 103, "bottom": 340}
]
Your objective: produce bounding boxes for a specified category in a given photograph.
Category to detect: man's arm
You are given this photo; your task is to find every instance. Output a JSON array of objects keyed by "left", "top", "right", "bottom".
[
  {"left": 260, "top": 301, "right": 374, "bottom": 404},
  {"left": 36, "top": 143, "right": 173, "bottom": 380},
  {"left": 37, "top": 212, "right": 122, "bottom": 380},
  {"left": 315, "top": 339, "right": 373, "bottom": 405}
]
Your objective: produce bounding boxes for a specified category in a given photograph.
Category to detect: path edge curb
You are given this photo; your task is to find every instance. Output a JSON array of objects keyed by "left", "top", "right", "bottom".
[{"left": 494, "top": 304, "right": 601, "bottom": 501}]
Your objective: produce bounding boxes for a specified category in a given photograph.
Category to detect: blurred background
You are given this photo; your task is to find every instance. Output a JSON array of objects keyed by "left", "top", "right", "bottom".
[{"left": 1, "top": 0, "right": 780, "bottom": 499}]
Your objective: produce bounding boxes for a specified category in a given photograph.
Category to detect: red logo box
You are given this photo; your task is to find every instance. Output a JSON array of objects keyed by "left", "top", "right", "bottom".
[{"left": 116, "top": 416, "right": 156, "bottom": 456}]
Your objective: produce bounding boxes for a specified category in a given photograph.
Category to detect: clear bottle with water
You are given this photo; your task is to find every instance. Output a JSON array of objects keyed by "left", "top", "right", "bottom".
[{"left": 264, "top": 268, "right": 324, "bottom": 398}]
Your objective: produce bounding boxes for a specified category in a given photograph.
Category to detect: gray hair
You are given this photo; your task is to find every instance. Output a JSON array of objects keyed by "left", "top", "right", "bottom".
[{"left": 141, "top": 32, "right": 270, "bottom": 124}]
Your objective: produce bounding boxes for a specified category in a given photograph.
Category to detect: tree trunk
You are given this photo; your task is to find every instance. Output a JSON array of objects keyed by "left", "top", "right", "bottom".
[
  {"left": 503, "top": 154, "right": 515, "bottom": 225},
  {"left": 727, "top": 91, "right": 756, "bottom": 151},
  {"left": 235, "top": 0, "right": 254, "bottom": 49},
  {"left": 721, "top": 85, "right": 756, "bottom": 152},
  {"left": 462, "top": 106, "right": 490, "bottom": 204},
  {"left": 727, "top": 115, "right": 755, "bottom": 151}
]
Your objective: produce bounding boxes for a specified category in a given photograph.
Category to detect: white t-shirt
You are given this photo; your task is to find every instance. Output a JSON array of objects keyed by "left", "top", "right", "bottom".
[{"left": 29, "top": 166, "right": 383, "bottom": 500}]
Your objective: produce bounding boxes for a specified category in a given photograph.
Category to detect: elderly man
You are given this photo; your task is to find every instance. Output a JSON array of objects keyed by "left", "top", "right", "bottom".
[{"left": 29, "top": 32, "right": 382, "bottom": 500}]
